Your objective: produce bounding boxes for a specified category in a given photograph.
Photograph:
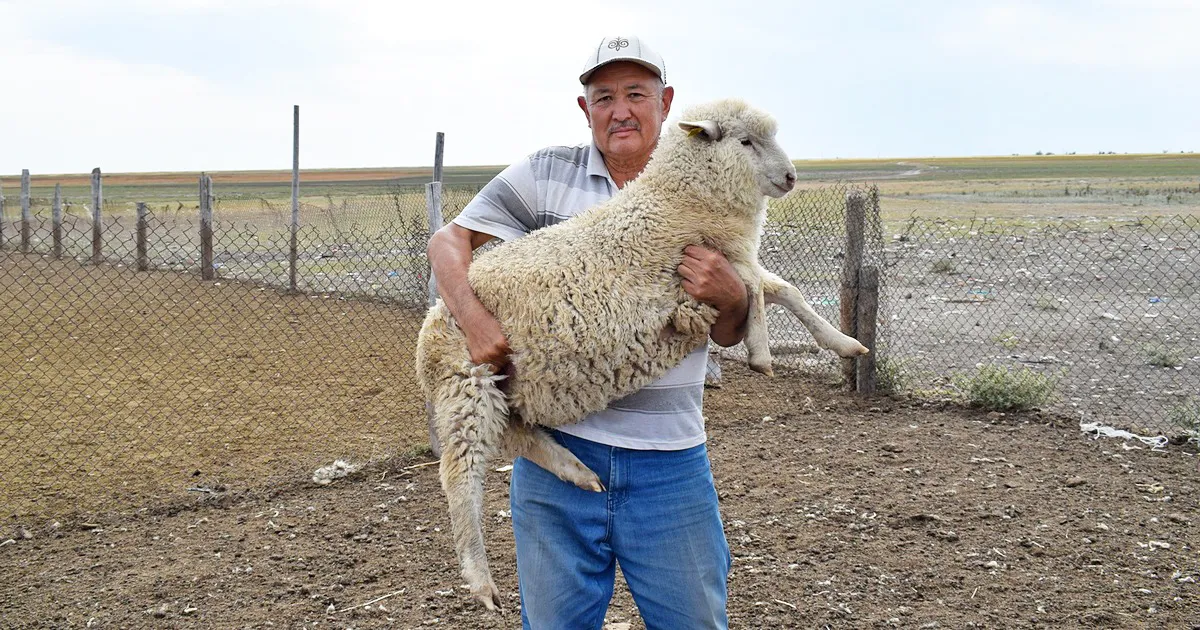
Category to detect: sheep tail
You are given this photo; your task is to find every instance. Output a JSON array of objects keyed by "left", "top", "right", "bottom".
[{"left": 435, "top": 361, "right": 510, "bottom": 610}]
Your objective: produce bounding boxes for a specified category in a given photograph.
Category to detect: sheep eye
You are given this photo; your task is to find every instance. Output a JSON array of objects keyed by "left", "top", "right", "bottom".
[{"left": 740, "top": 138, "right": 753, "bottom": 146}]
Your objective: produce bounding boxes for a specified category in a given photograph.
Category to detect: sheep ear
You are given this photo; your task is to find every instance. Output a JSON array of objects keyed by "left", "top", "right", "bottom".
[{"left": 678, "top": 120, "right": 722, "bottom": 142}]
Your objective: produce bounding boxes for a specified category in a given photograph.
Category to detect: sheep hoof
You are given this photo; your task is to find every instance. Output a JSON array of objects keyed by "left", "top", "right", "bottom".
[
  {"left": 749, "top": 361, "right": 774, "bottom": 377},
  {"left": 564, "top": 471, "right": 604, "bottom": 493},
  {"left": 472, "top": 581, "right": 503, "bottom": 611},
  {"left": 826, "top": 336, "right": 870, "bottom": 358}
]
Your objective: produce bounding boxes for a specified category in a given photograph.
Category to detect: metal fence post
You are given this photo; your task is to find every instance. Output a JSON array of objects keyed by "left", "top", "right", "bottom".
[
  {"left": 200, "top": 174, "right": 214, "bottom": 280},
  {"left": 840, "top": 190, "right": 866, "bottom": 389},
  {"left": 289, "top": 105, "right": 300, "bottom": 293},
  {"left": 136, "top": 202, "right": 149, "bottom": 271},
  {"left": 0, "top": 182, "right": 6, "bottom": 248},
  {"left": 52, "top": 184, "right": 63, "bottom": 259},
  {"left": 433, "top": 131, "right": 445, "bottom": 184},
  {"left": 20, "top": 169, "right": 31, "bottom": 253},
  {"left": 855, "top": 264, "right": 879, "bottom": 394},
  {"left": 425, "top": 178, "right": 445, "bottom": 458},
  {"left": 91, "top": 168, "right": 102, "bottom": 264},
  {"left": 425, "top": 131, "right": 447, "bottom": 457}
]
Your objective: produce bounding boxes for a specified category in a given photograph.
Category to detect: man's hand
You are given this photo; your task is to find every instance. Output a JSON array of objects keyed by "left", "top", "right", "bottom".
[
  {"left": 677, "top": 245, "right": 749, "bottom": 346},
  {"left": 461, "top": 307, "right": 512, "bottom": 373}
]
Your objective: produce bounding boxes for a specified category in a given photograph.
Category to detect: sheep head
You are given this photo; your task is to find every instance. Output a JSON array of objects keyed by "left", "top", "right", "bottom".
[{"left": 674, "top": 99, "right": 797, "bottom": 201}]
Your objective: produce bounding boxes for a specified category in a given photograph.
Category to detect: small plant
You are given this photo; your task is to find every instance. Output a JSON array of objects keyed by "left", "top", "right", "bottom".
[
  {"left": 405, "top": 442, "right": 434, "bottom": 458},
  {"left": 931, "top": 258, "right": 957, "bottom": 274},
  {"left": 1143, "top": 343, "right": 1184, "bottom": 368},
  {"left": 1168, "top": 398, "right": 1200, "bottom": 442},
  {"left": 1033, "top": 296, "right": 1062, "bottom": 311},
  {"left": 992, "top": 331, "right": 1021, "bottom": 349},
  {"left": 875, "top": 357, "right": 910, "bottom": 395},
  {"left": 952, "top": 364, "right": 1059, "bottom": 411}
]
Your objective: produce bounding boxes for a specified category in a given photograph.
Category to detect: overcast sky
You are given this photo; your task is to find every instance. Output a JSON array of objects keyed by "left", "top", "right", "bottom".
[{"left": 2, "top": 0, "right": 1198, "bottom": 175}]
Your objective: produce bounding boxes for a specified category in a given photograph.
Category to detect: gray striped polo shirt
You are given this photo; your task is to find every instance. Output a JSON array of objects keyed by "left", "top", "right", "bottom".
[{"left": 453, "top": 142, "right": 708, "bottom": 451}]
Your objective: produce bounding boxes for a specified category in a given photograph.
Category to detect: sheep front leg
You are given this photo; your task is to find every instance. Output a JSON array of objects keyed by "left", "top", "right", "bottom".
[
  {"left": 741, "top": 279, "right": 774, "bottom": 376},
  {"left": 759, "top": 269, "right": 869, "bottom": 357},
  {"left": 435, "top": 362, "right": 510, "bottom": 611}
]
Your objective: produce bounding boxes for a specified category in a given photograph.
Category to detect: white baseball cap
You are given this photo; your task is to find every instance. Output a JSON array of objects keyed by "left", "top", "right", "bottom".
[{"left": 579, "top": 35, "right": 666, "bottom": 85}]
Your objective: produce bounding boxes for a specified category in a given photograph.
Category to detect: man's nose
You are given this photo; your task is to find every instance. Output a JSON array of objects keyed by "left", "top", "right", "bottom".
[{"left": 612, "top": 97, "right": 633, "bottom": 119}]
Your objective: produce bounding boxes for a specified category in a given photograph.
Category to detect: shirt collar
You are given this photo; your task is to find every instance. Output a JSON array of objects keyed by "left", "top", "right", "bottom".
[{"left": 586, "top": 141, "right": 616, "bottom": 189}]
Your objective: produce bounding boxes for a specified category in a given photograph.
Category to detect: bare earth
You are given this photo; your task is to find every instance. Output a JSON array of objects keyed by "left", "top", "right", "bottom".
[{"left": 2, "top": 362, "right": 1197, "bottom": 629}]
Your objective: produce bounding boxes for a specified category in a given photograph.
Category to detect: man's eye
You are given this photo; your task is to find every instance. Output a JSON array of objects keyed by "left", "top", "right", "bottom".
[{"left": 629, "top": 93, "right": 644, "bottom": 100}]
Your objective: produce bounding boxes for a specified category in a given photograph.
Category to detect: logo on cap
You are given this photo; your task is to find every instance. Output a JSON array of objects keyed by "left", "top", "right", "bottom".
[{"left": 607, "top": 37, "right": 629, "bottom": 52}]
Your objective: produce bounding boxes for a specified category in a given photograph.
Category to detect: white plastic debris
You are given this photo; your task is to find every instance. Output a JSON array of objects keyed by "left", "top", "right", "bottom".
[
  {"left": 312, "top": 459, "right": 361, "bottom": 485},
  {"left": 1079, "top": 421, "right": 1168, "bottom": 450}
]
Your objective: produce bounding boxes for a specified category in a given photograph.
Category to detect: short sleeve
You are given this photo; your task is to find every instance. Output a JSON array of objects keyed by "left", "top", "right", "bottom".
[{"left": 452, "top": 157, "right": 540, "bottom": 242}]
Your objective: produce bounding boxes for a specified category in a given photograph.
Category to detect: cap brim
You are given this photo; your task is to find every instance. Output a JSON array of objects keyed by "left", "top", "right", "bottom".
[{"left": 579, "top": 58, "right": 664, "bottom": 85}]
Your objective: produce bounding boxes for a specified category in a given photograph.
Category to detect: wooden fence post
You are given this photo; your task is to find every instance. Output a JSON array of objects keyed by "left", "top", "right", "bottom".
[
  {"left": 289, "top": 105, "right": 300, "bottom": 293},
  {"left": 20, "top": 169, "right": 31, "bottom": 253},
  {"left": 200, "top": 174, "right": 214, "bottom": 280},
  {"left": 91, "top": 168, "right": 102, "bottom": 264},
  {"left": 840, "top": 190, "right": 866, "bottom": 389},
  {"left": 136, "top": 202, "right": 149, "bottom": 271},
  {"left": 52, "top": 184, "right": 63, "bottom": 259},
  {"left": 855, "top": 264, "right": 879, "bottom": 394}
]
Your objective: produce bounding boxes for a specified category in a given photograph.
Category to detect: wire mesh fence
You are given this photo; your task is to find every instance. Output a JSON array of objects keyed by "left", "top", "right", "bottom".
[
  {"left": 879, "top": 214, "right": 1200, "bottom": 435},
  {"left": 2, "top": 171, "right": 1197, "bottom": 524},
  {"left": 0, "top": 179, "right": 482, "bottom": 522}
]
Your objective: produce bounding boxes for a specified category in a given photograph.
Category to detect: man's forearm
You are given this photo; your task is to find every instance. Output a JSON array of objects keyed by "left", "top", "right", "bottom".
[
  {"left": 428, "top": 226, "right": 512, "bottom": 369},
  {"left": 429, "top": 225, "right": 499, "bottom": 326},
  {"left": 709, "top": 286, "right": 749, "bottom": 347}
]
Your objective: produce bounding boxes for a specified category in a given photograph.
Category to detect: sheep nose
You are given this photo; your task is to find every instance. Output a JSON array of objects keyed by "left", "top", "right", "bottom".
[{"left": 784, "top": 172, "right": 796, "bottom": 189}]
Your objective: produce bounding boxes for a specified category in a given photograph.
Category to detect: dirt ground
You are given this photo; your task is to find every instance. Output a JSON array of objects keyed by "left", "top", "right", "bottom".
[
  {"left": 3, "top": 362, "right": 1197, "bottom": 629},
  {"left": 0, "top": 254, "right": 430, "bottom": 519}
]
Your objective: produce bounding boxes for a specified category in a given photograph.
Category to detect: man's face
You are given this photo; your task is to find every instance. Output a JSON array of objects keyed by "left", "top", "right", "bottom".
[{"left": 577, "top": 62, "right": 674, "bottom": 166}]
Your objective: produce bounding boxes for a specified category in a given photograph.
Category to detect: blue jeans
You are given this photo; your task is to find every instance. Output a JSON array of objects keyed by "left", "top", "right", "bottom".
[{"left": 510, "top": 430, "right": 731, "bottom": 630}]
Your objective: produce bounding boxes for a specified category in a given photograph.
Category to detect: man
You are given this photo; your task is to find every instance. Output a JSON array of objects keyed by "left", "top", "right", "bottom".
[{"left": 427, "top": 35, "right": 747, "bottom": 629}]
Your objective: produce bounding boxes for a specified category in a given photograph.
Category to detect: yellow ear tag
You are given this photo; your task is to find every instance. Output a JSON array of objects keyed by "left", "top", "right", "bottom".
[{"left": 687, "top": 127, "right": 703, "bottom": 138}]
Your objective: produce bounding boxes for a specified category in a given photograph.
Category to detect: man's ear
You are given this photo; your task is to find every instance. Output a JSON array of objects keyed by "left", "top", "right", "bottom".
[
  {"left": 578, "top": 95, "right": 591, "bottom": 128},
  {"left": 660, "top": 85, "right": 675, "bottom": 119},
  {"left": 678, "top": 119, "right": 722, "bottom": 142}
]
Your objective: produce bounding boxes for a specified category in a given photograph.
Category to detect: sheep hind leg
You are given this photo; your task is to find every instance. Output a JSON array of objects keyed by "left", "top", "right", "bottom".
[
  {"left": 500, "top": 422, "right": 604, "bottom": 492},
  {"left": 759, "top": 269, "right": 869, "bottom": 358},
  {"left": 435, "top": 362, "right": 510, "bottom": 611}
]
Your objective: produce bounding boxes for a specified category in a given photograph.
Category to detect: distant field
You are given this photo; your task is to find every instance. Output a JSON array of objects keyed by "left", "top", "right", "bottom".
[
  {"left": 3, "top": 153, "right": 1198, "bottom": 223},
  {"left": 793, "top": 154, "right": 1200, "bottom": 222}
]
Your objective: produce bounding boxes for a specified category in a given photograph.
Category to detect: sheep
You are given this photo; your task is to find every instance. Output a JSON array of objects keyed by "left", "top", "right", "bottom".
[{"left": 415, "top": 98, "right": 868, "bottom": 609}]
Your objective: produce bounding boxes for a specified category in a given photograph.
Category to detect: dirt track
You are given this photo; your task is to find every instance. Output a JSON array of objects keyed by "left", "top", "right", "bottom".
[{"left": 3, "top": 363, "right": 1197, "bottom": 629}]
